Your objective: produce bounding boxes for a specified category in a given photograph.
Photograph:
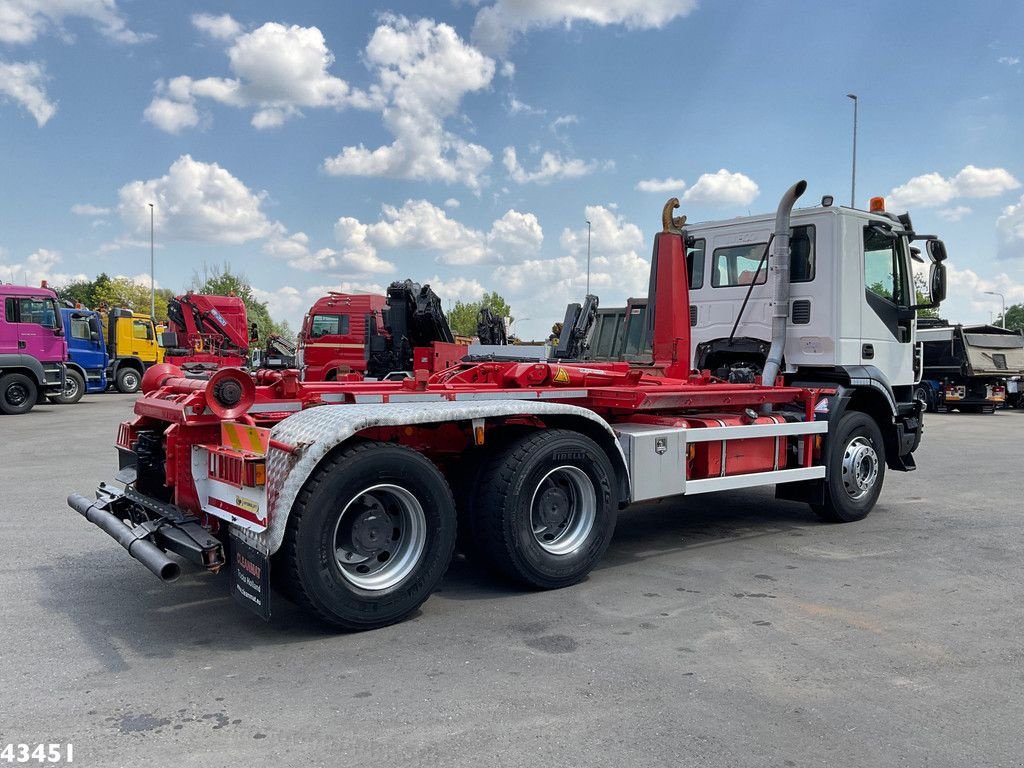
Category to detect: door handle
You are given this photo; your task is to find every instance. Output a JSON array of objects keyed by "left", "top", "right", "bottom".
[
  {"left": 18, "top": 340, "right": 26, "bottom": 349},
  {"left": 862, "top": 344, "right": 874, "bottom": 359}
]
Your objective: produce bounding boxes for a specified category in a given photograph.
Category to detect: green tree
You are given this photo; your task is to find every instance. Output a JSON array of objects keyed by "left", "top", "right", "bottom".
[
  {"left": 997, "top": 303, "right": 1024, "bottom": 331},
  {"left": 191, "top": 262, "right": 292, "bottom": 340},
  {"left": 447, "top": 291, "right": 513, "bottom": 337},
  {"left": 56, "top": 273, "right": 173, "bottom": 321},
  {"left": 913, "top": 272, "right": 940, "bottom": 319}
]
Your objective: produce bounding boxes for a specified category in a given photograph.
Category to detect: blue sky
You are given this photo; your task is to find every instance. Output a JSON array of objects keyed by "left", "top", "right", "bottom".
[{"left": 2, "top": 0, "right": 1024, "bottom": 337}]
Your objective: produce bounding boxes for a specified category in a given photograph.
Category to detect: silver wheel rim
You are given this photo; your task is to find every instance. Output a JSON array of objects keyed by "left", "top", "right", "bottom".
[
  {"left": 332, "top": 484, "right": 427, "bottom": 591},
  {"left": 529, "top": 465, "right": 597, "bottom": 555},
  {"left": 64, "top": 376, "right": 80, "bottom": 400},
  {"left": 841, "top": 436, "right": 879, "bottom": 501},
  {"left": 124, "top": 371, "right": 139, "bottom": 389}
]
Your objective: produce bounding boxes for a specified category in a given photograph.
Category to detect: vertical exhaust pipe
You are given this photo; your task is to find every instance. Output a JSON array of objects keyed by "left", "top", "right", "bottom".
[{"left": 760, "top": 180, "right": 807, "bottom": 392}]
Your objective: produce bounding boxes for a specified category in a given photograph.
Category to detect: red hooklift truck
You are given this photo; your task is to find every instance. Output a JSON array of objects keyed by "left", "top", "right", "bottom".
[{"left": 68, "top": 181, "right": 946, "bottom": 630}]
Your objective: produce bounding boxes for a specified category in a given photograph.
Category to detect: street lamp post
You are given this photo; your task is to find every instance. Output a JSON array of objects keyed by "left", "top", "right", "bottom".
[
  {"left": 585, "top": 220, "right": 592, "bottom": 295},
  {"left": 149, "top": 203, "right": 155, "bottom": 320},
  {"left": 846, "top": 93, "right": 858, "bottom": 208},
  {"left": 984, "top": 291, "right": 1006, "bottom": 328}
]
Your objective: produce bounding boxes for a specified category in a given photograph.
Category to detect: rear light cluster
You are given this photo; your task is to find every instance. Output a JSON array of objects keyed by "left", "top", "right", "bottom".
[{"left": 207, "top": 447, "right": 266, "bottom": 488}]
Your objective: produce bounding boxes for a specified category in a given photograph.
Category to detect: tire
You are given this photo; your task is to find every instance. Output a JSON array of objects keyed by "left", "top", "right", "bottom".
[
  {"left": 115, "top": 367, "right": 141, "bottom": 394},
  {"left": 472, "top": 429, "right": 617, "bottom": 589},
  {"left": 811, "top": 411, "right": 886, "bottom": 523},
  {"left": 913, "top": 384, "right": 933, "bottom": 413},
  {"left": 53, "top": 369, "right": 85, "bottom": 405},
  {"left": 282, "top": 441, "right": 457, "bottom": 630},
  {"left": 0, "top": 373, "right": 37, "bottom": 415}
]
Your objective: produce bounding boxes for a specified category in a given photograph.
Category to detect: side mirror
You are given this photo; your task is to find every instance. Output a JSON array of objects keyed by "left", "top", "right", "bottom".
[
  {"left": 929, "top": 262, "right": 947, "bottom": 304},
  {"left": 927, "top": 239, "right": 948, "bottom": 263}
]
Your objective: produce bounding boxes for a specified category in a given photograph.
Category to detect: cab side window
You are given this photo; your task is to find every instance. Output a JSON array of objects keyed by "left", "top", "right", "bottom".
[
  {"left": 310, "top": 314, "right": 349, "bottom": 338},
  {"left": 687, "top": 239, "right": 706, "bottom": 289},
  {"left": 70, "top": 317, "right": 92, "bottom": 340},
  {"left": 133, "top": 320, "right": 153, "bottom": 340},
  {"left": 864, "top": 226, "right": 907, "bottom": 304}
]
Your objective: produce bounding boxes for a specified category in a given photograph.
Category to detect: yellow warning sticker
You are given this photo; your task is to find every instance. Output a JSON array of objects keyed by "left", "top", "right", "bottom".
[{"left": 553, "top": 367, "right": 570, "bottom": 384}]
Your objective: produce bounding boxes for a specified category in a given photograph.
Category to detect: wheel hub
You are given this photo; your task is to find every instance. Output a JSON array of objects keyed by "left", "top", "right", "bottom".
[
  {"left": 538, "top": 486, "right": 570, "bottom": 526},
  {"left": 332, "top": 485, "right": 427, "bottom": 591},
  {"left": 7, "top": 384, "right": 29, "bottom": 406},
  {"left": 348, "top": 504, "right": 393, "bottom": 556},
  {"left": 841, "top": 437, "right": 879, "bottom": 500}
]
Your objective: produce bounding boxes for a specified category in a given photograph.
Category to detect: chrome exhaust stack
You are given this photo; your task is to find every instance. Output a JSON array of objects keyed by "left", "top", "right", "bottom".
[{"left": 760, "top": 180, "right": 807, "bottom": 393}]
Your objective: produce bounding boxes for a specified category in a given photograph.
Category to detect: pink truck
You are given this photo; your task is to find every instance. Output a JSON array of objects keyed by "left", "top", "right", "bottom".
[{"left": 0, "top": 283, "right": 68, "bottom": 414}]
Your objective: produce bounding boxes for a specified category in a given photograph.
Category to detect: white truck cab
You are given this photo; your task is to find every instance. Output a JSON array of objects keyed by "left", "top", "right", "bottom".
[{"left": 687, "top": 199, "right": 946, "bottom": 386}]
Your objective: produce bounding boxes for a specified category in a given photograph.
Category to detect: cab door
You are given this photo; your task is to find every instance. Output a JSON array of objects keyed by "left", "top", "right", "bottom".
[{"left": 860, "top": 225, "right": 915, "bottom": 387}]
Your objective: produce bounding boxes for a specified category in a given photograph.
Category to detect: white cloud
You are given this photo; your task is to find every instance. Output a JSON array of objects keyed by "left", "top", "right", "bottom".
[
  {"left": 997, "top": 194, "right": 1024, "bottom": 259},
  {"left": 0, "top": 60, "right": 57, "bottom": 125},
  {"left": 117, "top": 155, "right": 275, "bottom": 245},
  {"left": 499, "top": 60, "right": 515, "bottom": 78},
  {"left": 998, "top": 56, "right": 1020, "bottom": 66},
  {"left": 423, "top": 275, "right": 486, "bottom": 304},
  {"left": 636, "top": 177, "right": 686, "bottom": 193},
  {"left": 444, "top": 198, "right": 460, "bottom": 209},
  {"left": 322, "top": 16, "right": 495, "bottom": 190},
  {"left": 0, "top": 0, "right": 151, "bottom": 44},
  {"left": 71, "top": 203, "right": 110, "bottom": 216},
  {"left": 273, "top": 199, "right": 544, "bottom": 275},
  {"left": 503, "top": 146, "right": 605, "bottom": 184},
  {"left": 0, "top": 248, "right": 87, "bottom": 287},
  {"left": 508, "top": 95, "right": 543, "bottom": 115},
  {"left": 682, "top": 169, "right": 759, "bottom": 207},
  {"left": 472, "top": 0, "right": 698, "bottom": 56},
  {"left": 938, "top": 262, "right": 1024, "bottom": 324},
  {"left": 888, "top": 165, "right": 1021, "bottom": 209},
  {"left": 146, "top": 21, "right": 369, "bottom": 132},
  {"left": 937, "top": 206, "right": 972, "bottom": 222},
  {"left": 142, "top": 96, "right": 199, "bottom": 133},
  {"left": 191, "top": 12, "right": 242, "bottom": 41}
]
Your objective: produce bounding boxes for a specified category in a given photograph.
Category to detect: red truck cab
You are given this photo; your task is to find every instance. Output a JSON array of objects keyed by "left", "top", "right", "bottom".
[{"left": 298, "top": 293, "right": 386, "bottom": 381}]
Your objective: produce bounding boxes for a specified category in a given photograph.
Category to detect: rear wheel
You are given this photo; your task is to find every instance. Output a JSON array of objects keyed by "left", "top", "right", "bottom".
[
  {"left": 54, "top": 369, "right": 85, "bottom": 405},
  {"left": 811, "top": 411, "right": 885, "bottom": 523},
  {"left": 282, "top": 441, "right": 457, "bottom": 630},
  {"left": 472, "top": 430, "right": 617, "bottom": 589},
  {"left": 0, "top": 373, "right": 37, "bottom": 415},
  {"left": 115, "top": 367, "right": 141, "bottom": 394}
]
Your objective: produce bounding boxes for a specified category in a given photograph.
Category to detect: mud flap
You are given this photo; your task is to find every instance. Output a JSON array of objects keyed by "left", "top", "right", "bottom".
[{"left": 230, "top": 534, "right": 271, "bottom": 621}]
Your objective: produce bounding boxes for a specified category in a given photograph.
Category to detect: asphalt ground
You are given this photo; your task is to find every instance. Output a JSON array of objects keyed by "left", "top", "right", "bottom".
[{"left": 2, "top": 394, "right": 1023, "bottom": 767}]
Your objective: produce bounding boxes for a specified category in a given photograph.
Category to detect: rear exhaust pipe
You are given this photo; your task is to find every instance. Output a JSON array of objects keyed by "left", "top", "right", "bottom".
[
  {"left": 68, "top": 493, "right": 181, "bottom": 582},
  {"left": 760, "top": 179, "right": 807, "bottom": 392}
]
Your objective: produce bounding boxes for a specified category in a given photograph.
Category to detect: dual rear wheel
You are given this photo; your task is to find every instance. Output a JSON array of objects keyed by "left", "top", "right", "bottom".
[{"left": 283, "top": 431, "right": 617, "bottom": 630}]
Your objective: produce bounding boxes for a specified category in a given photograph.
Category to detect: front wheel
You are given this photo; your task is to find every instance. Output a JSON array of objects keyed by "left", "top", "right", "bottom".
[
  {"left": 115, "top": 367, "right": 141, "bottom": 394},
  {"left": 281, "top": 441, "right": 457, "bottom": 630},
  {"left": 811, "top": 411, "right": 886, "bottom": 523},
  {"left": 472, "top": 430, "right": 617, "bottom": 589},
  {"left": 0, "top": 373, "right": 37, "bottom": 415},
  {"left": 54, "top": 369, "right": 85, "bottom": 405}
]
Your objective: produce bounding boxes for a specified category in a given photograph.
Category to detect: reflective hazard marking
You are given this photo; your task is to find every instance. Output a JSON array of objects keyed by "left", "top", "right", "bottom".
[
  {"left": 221, "top": 422, "right": 270, "bottom": 455},
  {"left": 553, "top": 367, "right": 570, "bottom": 384}
]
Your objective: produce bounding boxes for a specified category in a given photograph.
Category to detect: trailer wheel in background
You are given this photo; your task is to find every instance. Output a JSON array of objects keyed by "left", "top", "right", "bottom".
[
  {"left": 913, "top": 384, "right": 934, "bottom": 413},
  {"left": 115, "top": 367, "right": 141, "bottom": 394},
  {"left": 0, "top": 373, "right": 37, "bottom": 415},
  {"left": 282, "top": 441, "right": 457, "bottom": 630},
  {"left": 473, "top": 429, "right": 617, "bottom": 589},
  {"left": 811, "top": 410, "right": 886, "bottom": 523},
  {"left": 53, "top": 369, "right": 85, "bottom": 405}
]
